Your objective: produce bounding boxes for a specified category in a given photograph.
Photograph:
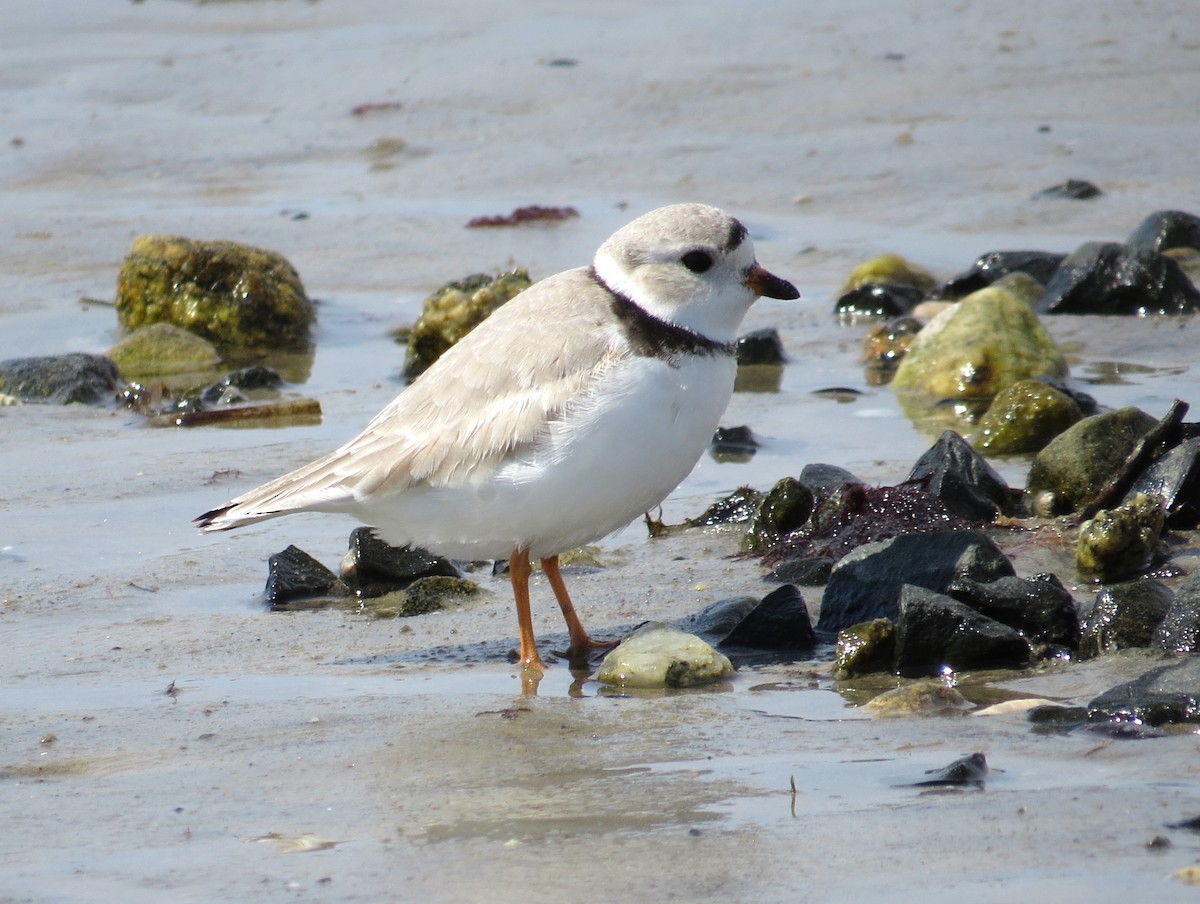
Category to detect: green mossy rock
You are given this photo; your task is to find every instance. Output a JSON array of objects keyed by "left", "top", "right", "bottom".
[
  {"left": 1027, "top": 407, "right": 1159, "bottom": 514},
  {"left": 841, "top": 253, "right": 937, "bottom": 295},
  {"left": 115, "top": 235, "right": 314, "bottom": 350},
  {"left": 971, "top": 380, "right": 1083, "bottom": 455},
  {"left": 108, "top": 323, "right": 222, "bottom": 381},
  {"left": 740, "top": 477, "right": 814, "bottom": 553},
  {"left": 891, "top": 274, "right": 1066, "bottom": 408},
  {"left": 833, "top": 618, "right": 896, "bottom": 677},
  {"left": 1076, "top": 494, "right": 1165, "bottom": 583},
  {"left": 403, "top": 269, "right": 532, "bottom": 378}
]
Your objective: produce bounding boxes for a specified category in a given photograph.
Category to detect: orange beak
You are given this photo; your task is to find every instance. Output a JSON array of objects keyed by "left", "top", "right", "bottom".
[{"left": 744, "top": 264, "right": 800, "bottom": 300}]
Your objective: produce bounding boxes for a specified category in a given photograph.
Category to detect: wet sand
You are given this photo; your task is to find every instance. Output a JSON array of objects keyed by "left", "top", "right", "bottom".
[{"left": 4, "top": 2, "right": 1200, "bottom": 901}]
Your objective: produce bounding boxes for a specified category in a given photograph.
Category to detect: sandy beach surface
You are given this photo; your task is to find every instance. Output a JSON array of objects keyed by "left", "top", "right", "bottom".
[{"left": 4, "top": 2, "right": 1200, "bottom": 901}]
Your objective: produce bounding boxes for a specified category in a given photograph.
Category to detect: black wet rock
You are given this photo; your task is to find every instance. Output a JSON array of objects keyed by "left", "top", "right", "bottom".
[
  {"left": 709, "top": 425, "right": 759, "bottom": 462},
  {"left": 1078, "top": 578, "right": 1175, "bottom": 659},
  {"left": 200, "top": 365, "right": 284, "bottom": 406},
  {"left": 895, "top": 585, "right": 1030, "bottom": 677},
  {"left": 1124, "top": 436, "right": 1200, "bottom": 528},
  {"left": 911, "top": 752, "right": 989, "bottom": 788},
  {"left": 938, "top": 251, "right": 1066, "bottom": 300},
  {"left": 264, "top": 545, "right": 343, "bottom": 609},
  {"left": 1027, "top": 407, "right": 1159, "bottom": 515},
  {"left": 1034, "top": 179, "right": 1102, "bottom": 200},
  {"left": 718, "top": 584, "right": 818, "bottom": 653},
  {"left": 1153, "top": 575, "right": 1200, "bottom": 653},
  {"left": 816, "top": 529, "right": 1015, "bottom": 633},
  {"left": 906, "top": 430, "right": 1012, "bottom": 521},
  {"left": 946, "top": 573, "right": 1080, "bottom": 651},
  {"left": 1082, "top": 400, "right": 1190, "bottom": 519},
  {"left": 687, "top": 486, "right": 764, "bottom": 526},
  {"left": 834, "top": 283, "right": 926, "bottom": 319},
  {"left": 340, "top": 527, "right": 459, "bottom": 598},
  {"left": 1088, "top": 655, "right": 1200, "bottom": 726},
  {"left": 0, "top": 353, "right": 121, "bottom": 404},
  {"left": 741, "top": 477, "right": 815, "bottom": 553},
  {"left": 765, "top": 556, "right": 833, "bottom": 586},
  {"left": 833, "top": 618, "right": 895, "bottom": 677},
  {"left": 1036, "top": 241, "right": 1200, "bottom": 315},
  {"left": 736, "top": 327, "right": 786, "bottom": 365},
  {"left": 1126, "top": 210, "right": 1200, "bottom": 254}
]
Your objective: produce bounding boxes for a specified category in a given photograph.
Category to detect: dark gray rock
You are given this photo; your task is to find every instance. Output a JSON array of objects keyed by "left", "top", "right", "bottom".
[
  {"left": 340, "top": 527, "right": 459, "bottom": 598},
  {"left": 719, "top": 584, "right": 817, "bottom": 652},
  {"left": 741, "top": 477, "right": 815, "bottom": 553},
  {"left": 1153, "top": 575, "right": 1200, "bottom": 653},
  {"left": 688, "top": 486, "right": 764, "bottom": 526},
  {"left": 799, "top": 463, "right": 863, "bottom": 497},
  {"left": 1034, "top": 179, "right": 1102, "bottom": 200},
  {"left": 264, "top": 545, "right": 341, "bottom": 609},
  {"left": 834, "top": 283, "right": 925, "bottom": 318},
  {"left": 1124, "top": 436, "right": 1200, "bottom": 528},
  {"left": 736, "top": 327, "right": 786, "bottom": 365},
  {"left": 709, "top": 425, "right": 759, "bottom": 462},
  {"left": 1078, "top": 578, "right": 1175, "bottom": 658},
  {"left": 946, "top": 573, "right": 1080, "bottom": 650},
  {"left": 1036, "top": 241, "right": 1200, "bottom": 315},
  {"left": 907, "top": 430, "right": 1012, "bottom": 521},
  {"left": 0, "top": 353, "right": 121, "bottom": 404},
  {"left": 1088, "top": 656, "right": 1200, "bottom": 725},
  {"left": 816, "top": 529, "right": 1015, "bottom": 633},
  {"left": 894, "top": 584, "right": 1030, "bottom": 677},
  {"left": 1126, "top": 210, "right": 1200, "bottom": 254},
  {"left": 938, "top": 250, "right": 1066, "bottom": 300},
  {"left": 765, "top": 556, "right": 833, "bottom": 586}
]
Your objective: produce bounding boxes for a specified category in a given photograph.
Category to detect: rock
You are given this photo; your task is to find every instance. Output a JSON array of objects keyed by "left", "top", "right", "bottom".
[
  {"left": 1126, "top": 209, "right": 1200, "bottom": 254},
  {"left": 1076, "top": 494, "right": 1165, "bottom": 583},
  {"left": 339, "top": 527, "right": 459, "bottom": 598},
  {"left": 116, "top": 235, "right": 314, "bottom": 348},
  {"left": 403, "top": 269, "right": 531, "bottom": 378},
  {"left": 0, "top": 353, "right": 121, "bottom": 404},
  {"left": 741, "top": 477, "right": 815, "bottom": 553},
  {"left": 108, "top": 323, "right": 222, "bottom": 381},
  {"left": 1027, "top": 407, "right": 1160, "bottom": 515},
  {"left": 864, "top": 679, "right": 975, "bottom": 717},
  {"left": 1078, "top": 578, "right": 1175, "bottom": 658},
  {"left": 361, "top": 576, "right": 478, "bottom": 618},
  {"left": 906, "top": 430, "right": 1012, "bottom": 521},
  {"left": 735, "top": 327, "right": 786, "bottom": 365},
  {"left": 946, "top": 573, "right": 1080, "bottom": 650},
  {"left": 833, "top": 618, "right": 895, "bottom": 677},
  {"left": 1036, "top": 241, "right": 1200, "bottom": 315},
  {"left": 835, "top": 283, "right": 926, "bottom": 319},
  {"left": 799, "top": 463, "right": 864, "bottom": 497},
  {"left": 890, "top": 273, "right": 1067, "bottom": 409},
  {"left": 709, "top": 425, "right": 759, "bottom": 463},
  {"left": 894, "top": 584, "right": 1031, "bottom": 677},
  {"left": 816, "top": 529, "right": 1015, "bottom": 633},
  {"left": 938, "top": 251, "right": 1066, "bottom": 300},
  {"left": 1153, "top": 575, "right": 1200, "bottom": 653},
  {"left": 840, "top": 253, "right": 937, "bottom": 296},
  {"left": 687, "top": 486, "right": 764, "bottom": 526},
  {"left": 597, "top": 623, "right": 734, "bottom": 688},
  {"left": 1123, "top": 436, "right": 1200, "bottom": 528},
  {"left": 718, "top": 585, "right": 817, "bottom": 653},
  {"left": 910, "top": 752, "right": 989, "bottom": 787},
  {"left": 765, "top": 556, "right": 833, "bottom": 586},
  {"left": 264, "top": 545, "right": 343, "bottom": 609},
  {"left": 199, "top": 365, "right": 284, "bottom": 406},
  {"left": 1034, "top": 179, "right": 1102, "bottom": 200},
  {"left": 764, "top": 483, "right": 974, "bottom": 567},
  {"left": 862, "top": 316, "right": 922, "bottom": 381},
  {"left": 971, "top": 380, "right": 1083, "bottom": 455},
  {"left": 1088, "top": 656, "right": 1200, "bottom": 725}
]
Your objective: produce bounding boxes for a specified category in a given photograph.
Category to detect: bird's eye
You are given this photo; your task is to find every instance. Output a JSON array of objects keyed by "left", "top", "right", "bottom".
[{"left": 680, "top": 250, "right": 714, "bottom": 273}]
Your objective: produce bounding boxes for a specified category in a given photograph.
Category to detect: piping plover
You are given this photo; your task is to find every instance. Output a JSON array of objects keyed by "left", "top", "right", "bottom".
[{"left": 197, "top": 203, "right": 798, "bottom": 671}]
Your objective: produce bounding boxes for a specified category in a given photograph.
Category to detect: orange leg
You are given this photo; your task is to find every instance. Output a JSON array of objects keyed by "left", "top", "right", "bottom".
[
  {"left": 540, "top": 554, "right": 618, "bottom": 662},
  {"left": 508, "top": 549, "right": 545, "bottom": 672}
]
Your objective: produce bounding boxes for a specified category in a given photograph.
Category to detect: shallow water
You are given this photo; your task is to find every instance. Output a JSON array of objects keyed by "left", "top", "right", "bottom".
[{"left": 4, "top": 2, "right": 1200, "bottom": 901}]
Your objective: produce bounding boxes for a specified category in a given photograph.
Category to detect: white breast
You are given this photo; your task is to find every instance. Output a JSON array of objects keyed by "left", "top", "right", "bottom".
[{"left": 359, "top": 352, "right": 737, "bottom": 560}]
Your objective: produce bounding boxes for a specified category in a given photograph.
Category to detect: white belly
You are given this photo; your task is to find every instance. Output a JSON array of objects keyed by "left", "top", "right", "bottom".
[{"left": 359, "top": 353, "right": 737, "bottom": 559}]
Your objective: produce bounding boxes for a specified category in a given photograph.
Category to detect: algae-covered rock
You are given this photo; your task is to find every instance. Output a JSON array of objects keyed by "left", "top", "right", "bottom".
[
  {"left": 890, "top": 273, "right": 1066, "bottom": 413},
  {"left": 740, "top": 477, "right": 814, "bottom": 553},
  {"left": 972, "top": 380, "right": 1083, "bottom": 455},
  {"left": 1076, "top": 493, "right": 1164, "bottom": 583},
  {"left": 1027, "top": 407, "right": 1159, "bottom": 515},
  {"left": 840, "top": 253, "right": 936, "bottom": 296},
  {"left": 403, "top": 269, "right": 532, "bottom": 378},
  {"left": 833, "top": 618, "right": 896, "bottom": 677},
  {"left": 108, "top": 323, "right": 222, "bottom": 382},
  {"left": 864, "top": 680, "right": 974, "bottom": 717},
  {"left": 361, "top": 576, "right": 478, "bottom": 618},
  {"left": 116, "top": 235, "right": 314, "bottom": 349},
  {"left": 597, "top": 623, "right": 734, "bottom": 688},
  {"left": 0, "top": 353, "right": 121, "bottom": 404}
]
